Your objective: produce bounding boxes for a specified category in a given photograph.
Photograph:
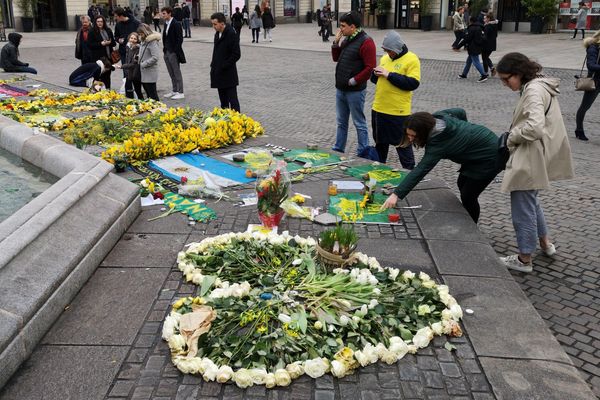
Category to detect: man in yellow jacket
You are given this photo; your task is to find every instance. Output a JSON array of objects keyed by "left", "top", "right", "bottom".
[{"left": 371, "top": 30, "right": 420, "bottom": 168}]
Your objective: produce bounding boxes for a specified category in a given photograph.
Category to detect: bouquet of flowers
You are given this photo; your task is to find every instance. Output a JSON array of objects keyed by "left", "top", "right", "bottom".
[{"left": 256, "top": 162, "right": 290, "bottom": 227}]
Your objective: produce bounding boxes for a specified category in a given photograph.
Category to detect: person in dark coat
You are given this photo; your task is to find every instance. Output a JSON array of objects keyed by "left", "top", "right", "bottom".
[
  {"left": 456, "top": 16, "right": 488, "bottom": 82},
  {"left": 69, "top": 58, "right": 113, "bottom": 87},
  {"left": 0, "top": 33, "right": 37, "bottom": 74},
  {"left": 381, "top": 109, "right": 499, "bottom": 223},
  {"left": 114, "top": 7, "right": 140, "bottom": 66},
  {"left": 575, "top": 30, "right": 600, "bottom": 141},
  {"left": 75, "top": 15, "right": 93, "bottom": 65},
  {"left": 481, "top": 12, "right": 498, "bottom": 76},
  {"left": 210, "top": 12, "right": 241, "bottom": 111},
  {"left": 115, "top": 32, "right": 144, "bottom": 99},
  {"left": 261, "top": 7, "right": 275, "bottom": 42},
  {"left": 87, "top": 15, "right": 116, "bottom": 88},
  {"left": 162, "top": 6, "right": 186, "bottom": 99},
  {"left": 231, "top": 7, "right": 244, "bottom": 37},
  {"left": 182, "top": 3, "right": 192, "bottom": 38}
]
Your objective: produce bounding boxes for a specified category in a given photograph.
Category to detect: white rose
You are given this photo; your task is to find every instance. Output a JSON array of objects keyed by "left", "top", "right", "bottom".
[
  {"left": 402, "top": 271, "right": 415, "bottom": 280},
  {"left": 352, "top": 315, "right": 361, "bottom": 324},
  {"left": 374, "top": 343, "right": 387, "bottom": 358},
  {"left": 442, "top": 309, "right": 453, "bottom": 320},
  {"left": 407, "top": 344, "right": 418, "bottom": 354},
  {"left": 413, "top": 327, "right": 434, "bottom": 348},
  {"left": 278, "top": 313, "right": 292, "bottom": 324},
  {"left": 368, "top": 299, "right": 379, "bottom": 309},
  {"left": 199, "top": 358, "right": 217, "bottom": 375},
  {"left": 439, "top": 291, "right": 452, "bottom": 305},
  {"left": 356, "top": 274, "right": 369, "bottom": 285},
  {"left": 422, "top": 280, "right": 436, "bottom": 288},
  {"left": 286, "top": 361, "right": 304, "bottom": 379},
  {"left": 368, "top": 275, "right": 379, "bottom": 285},
  {"left": 167, "top": 334, "right": 186, "bottom": 351},
  {"left": 161, "top": 315, "right": 178, "bottom": 340},
  {"left": 356, "top": 253, "right": 369, "bottom": 264},
  {"left": 330, "top": 360, "right": 349, "bottom": 377},
  {"left": 354, "top": 350, "right": 370, "bottom": 367},
  {"left": 303, "top": 358, "right": 329, "bottom": 378},
  {"left": 388, "top": 268, "right": 400, "bottom": 281},
  {"left": 419, "top": 271, "right": 431, "bottom": 282},
  {"left": 274, "top": 369, "right": 291, "bottom": 386},
  {"left": 249, "top": 368, "right": 267, "bottom": 384},
  {"left": 216, "top": 365, "right": 234, "bottom": 383},
  {"left": 202, "top": 363, "right": 219, "bottom": 382},
  {"left": 380, "top": 349, "right": 398, "bottom": 364},
  {"left": 191, "top": 271, "right": 204, "bottom": 285},
  {"left": 368, "top": 257, "right": 381, "bottom": 270},
  {"left": 417, "top": 305, "right": 431, "bottom": 315},
  {"left": 339, "top": 315, "right": 350, "bottom": 326},
  {"left": 450, "top": 304, "right": 463, "bottom": 319},
  {"left": 264, "top": 373, "right": 276, "bottom": 388},
  {"left": 389, "top": 340, "right": 409, "bottom": 360},
  {"left": 314, "top": 321, "right": 323, "bottom": 330},
  {"left": 373, "top": 288, "right": 381, "bottom": 295},
  {"left": 175, "top": 357, "right": 202, "bottom": 374},
  {"left": 437, "top": 284, "right": 449, "bottom": 296},
  {"left": 292, "top": 258, "right": 303, "bottom": 265},
  {"left": 233, "top": 368, "right": 254, "bottom": 388},
  {"left": 431, "top": 322, "right": 444, "bottom": 335}
]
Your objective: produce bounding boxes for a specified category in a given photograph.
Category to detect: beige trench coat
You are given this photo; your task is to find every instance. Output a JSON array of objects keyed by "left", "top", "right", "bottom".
[{"left": 502, "top": 77, "right": 574, "bottom": 193}]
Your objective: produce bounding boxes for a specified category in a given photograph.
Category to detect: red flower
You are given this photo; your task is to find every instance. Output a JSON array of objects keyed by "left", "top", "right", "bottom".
[
  {"left": 152, "top": 191, "right": 164, "bottom": 200},
  {"left": 6, "top": 104, "right": 13, "bottom": 110},
  {"left": 181, "top": 176, "right": 188, "bottom": 184}
]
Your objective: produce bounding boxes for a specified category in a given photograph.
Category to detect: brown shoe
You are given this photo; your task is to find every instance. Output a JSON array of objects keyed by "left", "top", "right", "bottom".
[{"left": 491, "top": 67, "right": 497, "bottom": 77}]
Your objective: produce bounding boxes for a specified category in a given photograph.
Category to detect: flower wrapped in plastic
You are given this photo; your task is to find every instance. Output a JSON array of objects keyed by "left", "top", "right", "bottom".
[{"left": 255, "top": 162, "right": 291, "bottom": 227}]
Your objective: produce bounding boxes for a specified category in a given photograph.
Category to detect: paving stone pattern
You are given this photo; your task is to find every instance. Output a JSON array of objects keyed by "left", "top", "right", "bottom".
[{"left": 2, "top": 40, "right": 598, "bottom": 397}]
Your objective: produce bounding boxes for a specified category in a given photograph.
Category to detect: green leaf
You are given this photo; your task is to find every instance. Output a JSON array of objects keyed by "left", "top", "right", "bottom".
[
  {"left": 444, "top": 342, "right": 457, "bottom": 352},
  {"left": 298, "top": 309, "right": 308, "bottom": 334},
  {"left": 326, "top": 338, "right": 338, "bottom": 347},
  {"left": 400, "top": 327, "right": 413, "bottom": 341},
  {"left": 199, "top": 275, "right": 217, "bottom": 297}
]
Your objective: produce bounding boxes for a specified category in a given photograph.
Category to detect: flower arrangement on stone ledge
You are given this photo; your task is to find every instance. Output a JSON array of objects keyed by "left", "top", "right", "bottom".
[{"left": 163, "top": 231, "right": 463, "bottom": 388}]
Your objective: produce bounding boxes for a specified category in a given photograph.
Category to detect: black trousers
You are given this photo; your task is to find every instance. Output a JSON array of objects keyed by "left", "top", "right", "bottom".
[
  {"left": 481, "top": 51, "right": 494, "bottom": 73},
  {"left": 125, "top": 79, "right": 144, "bottom": 100},
  {"left": 375, "top": 143, "right": 414, "bottom": 170},
  {"left": 452, "top": 30, "right": 464, "bottom": 48},
  {"left": 100, "top": 70, "right": 111, "bottom": 89},
  {"left": 573, "top": 28, "right": 585, "bottom": 39},
  {"left": 217, "top": 87, "right": 240, "bottom": 112},
  {"left": 575, "top": 86, "right": 599, "bottom": 135},
  {"left": 456, "top": 173, "right": 496, "bottom": 223},
  {"left": 252, "top": 28, "right": 260, "bottom": 41},
  {"left": 142, "top": 82, "right": 159, "bottom": 101}
]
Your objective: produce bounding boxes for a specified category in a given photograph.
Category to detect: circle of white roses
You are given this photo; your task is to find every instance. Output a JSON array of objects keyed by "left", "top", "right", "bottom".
[{"left": 162, "top": 231, "right": 463, "bottom": 388}]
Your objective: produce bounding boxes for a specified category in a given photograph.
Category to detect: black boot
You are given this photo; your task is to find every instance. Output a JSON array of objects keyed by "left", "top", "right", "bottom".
[{"left": 576, "top": 131, "right": 589, "bottom": 141}]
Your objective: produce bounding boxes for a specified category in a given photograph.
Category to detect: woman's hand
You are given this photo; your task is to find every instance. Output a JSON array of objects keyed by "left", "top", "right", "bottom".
[
  {"left": 373, "top": 66, "right": 390, "bottom": 78},
  {"left": 381, "top": 193, "right": 398, "bottom": 210}
]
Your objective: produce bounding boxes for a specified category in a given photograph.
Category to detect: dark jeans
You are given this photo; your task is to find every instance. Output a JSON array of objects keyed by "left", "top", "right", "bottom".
[
  {"left": 375, "top": 143, "right": 415, "bottom": 169},
  {"left": 100, "top": 71, "right": 111, "bottom": 89},
  {"left": 456, "top": 173, "right": 496, "bottom": 223},
  {"left": 153, "top": 19, "right": 161, "bottom": 32},
  {"left": 125, "top": 79, "right": 144, "bottom": 100},
  {"left": 321, "top": 24, "right": 330, "bottom": 41},
  {"left": 252, "top": 28, "right": 260, "bottom": 41},
  {"left": 481, "top": 50, "right": 494, "bottom": 73},
  {"left": 575, "top": 86, "right": 599, "bottom": 135},
  {"left": 142, "top": 82, "right": 159, "bottom": 101},
  {"left": 217, "top": 87, "right": 240, "bottom": 112},
  {"left": 573, "top": 28, "right": 585, "bottom": 39},
  {"left": 8, "top": 66, "right": 37, "bottom": 74},
  {"left": 452, "top": 30, "right": 464, "bottom": 48}
]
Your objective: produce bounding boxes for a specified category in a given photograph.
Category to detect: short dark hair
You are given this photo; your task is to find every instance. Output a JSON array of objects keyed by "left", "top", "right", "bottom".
[
  {"left": 114, "top": 7, "right": 126, "bottom": 17},
  {"left": 161, "top": 6, "right": 172, "bottom": 14},
  {"left": 402, "top": 112, "right": 436, "bottom": 148},
  {"left": 340, "top": 11, "right": 361, "bottom": 28},
  {"left": 211, "top": 12, "right": 226, "bottom": 22},
  {"left": 496, "top": 52, "right": 542, "bottom": 85}
]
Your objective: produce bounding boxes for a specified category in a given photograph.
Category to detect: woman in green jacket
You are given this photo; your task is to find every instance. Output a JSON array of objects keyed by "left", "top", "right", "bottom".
[{"left": 381, "top": 108, "right": 498, "bottom": 223}]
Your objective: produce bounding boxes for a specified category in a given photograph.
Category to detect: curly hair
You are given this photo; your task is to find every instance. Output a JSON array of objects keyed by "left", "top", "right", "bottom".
[{"left": 496, "top": 52, "right": 542, "bottom": 85}]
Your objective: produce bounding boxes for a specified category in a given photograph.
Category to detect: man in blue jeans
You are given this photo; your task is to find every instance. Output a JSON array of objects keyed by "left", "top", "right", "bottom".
[
  {"left": 331, "top": 11, "right": 376, "bottom": 155},
  {"left": 456, "top": 16, "right": 488, "bottom": 82}
]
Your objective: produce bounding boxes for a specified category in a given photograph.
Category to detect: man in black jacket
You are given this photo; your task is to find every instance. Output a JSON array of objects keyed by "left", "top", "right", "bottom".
[
  {"left": 182, "top": 3, "right": 192, "bottom": 38},
  {"left": 0, "top": 33, "right": 37, "bottom": 74},
  {"left": 210, "top": 12, "right": 241, "bottom": 111},
  {"left": 114, "top": 8, "right": 140, "bottom": 67},
  {"left": 456, "top": 16, "right": 488, "bottom": 82},
  {"left": 162, "top": 6, "right": 186, "bottom": 99}
]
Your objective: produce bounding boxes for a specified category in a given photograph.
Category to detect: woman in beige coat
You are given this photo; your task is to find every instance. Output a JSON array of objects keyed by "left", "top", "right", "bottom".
[{"left": 496, "top": 52, "right": 574, "bottom": 273}]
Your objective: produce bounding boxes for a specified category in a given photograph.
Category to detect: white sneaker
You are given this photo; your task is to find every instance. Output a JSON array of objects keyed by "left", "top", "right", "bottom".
[
  {"left": 541, "top": 243, "right": 556, "bottom": 257},
  {"left": 500, "top": 255, "right": 533, "bottom": 273},
  {"left": 164, "top": 92, "right": 176, "bottom": 98},
  {"left": 171, "top": 93, "right": 185, "bottom": 99}
]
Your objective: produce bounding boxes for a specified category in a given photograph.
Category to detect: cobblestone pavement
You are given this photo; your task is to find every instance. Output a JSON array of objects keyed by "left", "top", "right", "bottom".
[{"left": 3, "top": 28, "right": 600, "bottom": 397}]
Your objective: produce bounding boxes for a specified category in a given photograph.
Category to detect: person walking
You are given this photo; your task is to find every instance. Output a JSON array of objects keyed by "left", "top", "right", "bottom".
[
  {"left": 381, "top": 109, "right": 499, "bottom": 223},
  {"left": 143, "top": 6, "right": 152, "bottom": 24},
  {"left": 210, "top": 12, "right": 241, "bottom": 111},
  {"left": 75, "top": 15, "right": 93, "bottom": 65},
  {"left": 370, "top": 30, "right": 420, "bottom": 168},
  {"left": 574, "top": 30, "right": 600, "bottom": 141},
  {"left": 162, "top": 6, "right": 186, "bottom": 99},
  {"left": 114, "top": 7, "right": 140, "bottom": 67},
  {"left": 231, "top": 7, "right": 244, "bottom": 37},
  {"left": 87, "top": 15, "right": 115, "bottom": 88},
  {"left": 320, "top": 6, "right": 332, "bottom": 41},
  {"left": 183, "top": 3, "right": 192, "bottom": 38},
  {"left": 242, "top": 5, "right": 249, "bottom": 25},
  {"left": 331, "top": 11, "right": 376, "bottom": 156},
  {"left": 262, "top": 6, "right": 275, "bottom": 42},
  {"left": 495, "top": 52, "right": 574, "bottom": 273},
  {"left": 457, "top": 16, "right": 488, "bottom": 82},
  {"left": 573, "top": 2, "right": 588, "bottom": 40},
  {"left": 0, "top": 33, "right": 37, "bottom": 74},
  {"left": 482, "top": 12, "right": 498, "bottom": 76},
  {"left": 153, "top": 9, "right": 161, "bottom": 32},
  {"left": 115, "top": 32, "right": 144, "bottom": 99},
  {"left": 451, "top": 7, "right": 465, "bottom": 50},
  {"left": 250, "top": 5, "right": 262, "bottom": 43},
  {"left": 137, "top": 23, "right": 161, "bottom": 101}
]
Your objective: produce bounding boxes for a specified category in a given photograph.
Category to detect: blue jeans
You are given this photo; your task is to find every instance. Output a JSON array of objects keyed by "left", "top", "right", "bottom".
[
  {"left": 462, "top": 54, "right": 486, "bottom": 77},
  {"left": 510, "top": 190, "right": 548, "bottom": 254},
  {"left": 9, "top": 66, "right": 37, "bottom": 74},
  {"left": 183, "top": 18, "right": 191, "bottom": 37},
  {"left": 334, "top": 89, "right": 369, "bottom": 155}
]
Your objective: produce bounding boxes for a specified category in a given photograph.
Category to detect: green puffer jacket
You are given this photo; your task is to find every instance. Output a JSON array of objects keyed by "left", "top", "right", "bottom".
[{"left": 393, "top": 108, "right": 499, "bottom": 199}]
